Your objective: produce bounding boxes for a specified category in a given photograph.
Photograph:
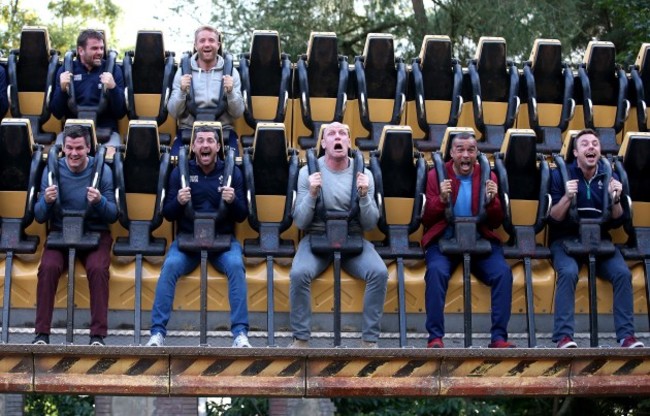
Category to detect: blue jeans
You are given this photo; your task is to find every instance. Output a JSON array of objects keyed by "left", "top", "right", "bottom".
[
  {"left": 150, "top": 237, "right": 249, "bottom": 337},
  {"left": 171, "top": 129, "right": 240, "bottom": 157},
  {"left": 424, "top": 242, "right": 513, "bottom": 342},
  {"left": 551, "top": 239, "right": 635, "bottom": 342}
]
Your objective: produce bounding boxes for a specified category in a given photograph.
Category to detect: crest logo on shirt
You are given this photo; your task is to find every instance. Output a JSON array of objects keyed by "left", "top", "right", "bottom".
[
  {"left": 219, "top": 175, "right": 223, "bottom": 186},
  {"left": 598, "top": 180, "right": 603, "bottom": 189},
  {"left": 190, "top": 175, "right": 198, "bottom": 183},
  {"left": 73, "top": 74, "right": 82, "bottom": 81}
]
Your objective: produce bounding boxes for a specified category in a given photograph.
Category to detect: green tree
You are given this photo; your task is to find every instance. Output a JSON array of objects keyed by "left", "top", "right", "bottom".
[
  {"left": 46, "top": 0, "right": 122, "bottom": 53},
  {"left": 0, "top": 0, "right": 43, "bottom": 56},
  {"left": 24, "top": 394, "right": 94, "bottom": 416}
]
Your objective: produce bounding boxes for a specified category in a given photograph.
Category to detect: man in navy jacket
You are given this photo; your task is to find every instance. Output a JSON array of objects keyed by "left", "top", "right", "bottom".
[
  {"left": 50, "top": 29, "right": 125, "bottom": 146},
  {"left": 549, "top": 128, "right": 643, "bottom": 348}
]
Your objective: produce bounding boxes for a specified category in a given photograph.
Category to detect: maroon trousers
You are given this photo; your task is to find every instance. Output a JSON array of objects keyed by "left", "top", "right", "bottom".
[{"left": 35, "top": 231, "right": 112, "bottom": 337}]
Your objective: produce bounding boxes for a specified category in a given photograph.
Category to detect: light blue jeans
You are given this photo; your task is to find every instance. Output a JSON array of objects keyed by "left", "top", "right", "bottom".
[{"left": 150, "top": 237, "right": 249, "bottom": 337}]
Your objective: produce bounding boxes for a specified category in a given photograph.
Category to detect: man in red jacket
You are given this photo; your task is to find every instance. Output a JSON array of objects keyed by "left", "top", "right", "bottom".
[{"left": 422, "top": 132, "right": 514, "bottom": 348}]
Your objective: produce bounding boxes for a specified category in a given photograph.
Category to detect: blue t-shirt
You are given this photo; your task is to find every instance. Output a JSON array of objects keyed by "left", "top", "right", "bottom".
[{"left": 454, "top": 174, "right": 473, "bottom": 217}]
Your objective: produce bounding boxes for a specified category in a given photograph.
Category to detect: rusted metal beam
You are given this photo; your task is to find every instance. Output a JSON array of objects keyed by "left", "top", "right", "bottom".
[{"left": 0, "top": 345, "right": 649, "bottom": 397}]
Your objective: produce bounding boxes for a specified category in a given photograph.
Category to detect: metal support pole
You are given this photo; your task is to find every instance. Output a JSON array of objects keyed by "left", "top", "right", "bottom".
[
  {"left": 266, "top": 255, "right": 275, "bottom": 347},
  {"left": 524, "top": 257, "right": 537, "bottom": 347},
  {"left": 1, "top": 252, "right": 13, "bottom": 343},
  {"left": 134, "top": 253, "right": 143, "bottom": 345},
  {"left": 66, "top": 248, "right": 77, "bottom": 345},
  {"left": 397, "top": 257, "right": 407, "bottom": 347},
  {"left": 463, "top": 253, "right": 472, "bottom": 348},
  {"left": 200, "top": 250, "right": 208, "bottom": 346},
  {"left": 588, "top": 254, "right": 599, "bottom": 348},
  {"left": 333, "top": 251, "right": 342, "bottom": 347}
]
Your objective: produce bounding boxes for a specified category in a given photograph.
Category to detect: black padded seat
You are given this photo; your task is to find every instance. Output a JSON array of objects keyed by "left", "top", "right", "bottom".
[
  {"left": 629, "top": 43, "right": 650, "bottom": 133},
  {"left": 368, "top": 125, "right": 426, "bottom": 347},
  {"left": 7, "top": 27, "right": 59, "bottom": 145},
  {"left": 242, "top": 122, "right": 299, "bottom": 346},
  {"left": 122, "top": 30, "right": 176, "bottom": 145},
  {"left": 522, "top": 39, "right": 575, "bottom": 155},
  {"left": 295, "top": 32, "right": 349, "bottom": 151},
  {"left": 577, "top": 41, "right": 629, "bottom": 156},
  {"left": 467, "top": 37, "right": 520, "bottom": 154},
  {"left": 410, "top": 35, "right": 463, "bottom": 152},
  {"left": 353, "top": 33, "right": 407, "bottom": 152},
  {"left": 0, "top": 118, "right": 44, "bottom": 343},
  {"left": 112, "top": 120, "right": 171, "bottom": 344},
  {"left": 493, "top": 128, "right": 551, "bottom": 347},
  {"left": 238, "top": 30, "right": 292, "bottom": 148}
]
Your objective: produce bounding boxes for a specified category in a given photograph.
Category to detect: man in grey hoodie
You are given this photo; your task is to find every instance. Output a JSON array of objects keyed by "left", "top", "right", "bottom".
[{"left": 167, "top": 25, "right": 244, "bottom": 155}]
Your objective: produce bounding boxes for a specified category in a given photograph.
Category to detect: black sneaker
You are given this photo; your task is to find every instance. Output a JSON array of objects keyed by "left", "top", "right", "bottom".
[
  {"left": 89, "top": 335, "right": 105, "bottom": 346},
  {"left": 32, "top": 333, "right": 50, "bottom": 345}
]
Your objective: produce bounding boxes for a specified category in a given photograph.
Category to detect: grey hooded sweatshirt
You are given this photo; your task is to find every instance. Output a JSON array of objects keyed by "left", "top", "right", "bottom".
[{"left": 167, "top": 53, "right": 244, "bottom": 132}]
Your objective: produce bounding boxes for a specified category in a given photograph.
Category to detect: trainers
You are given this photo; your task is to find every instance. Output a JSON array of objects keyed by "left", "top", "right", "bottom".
[
  {"left": 232, "top": 332, "right": 251, "bottom": 348},
  {"left": 488, "top": 338, "right": 516, "bottom": 348},
  {"left": 146, "top": 333, "right": 164, "bottom": 347},
  {"left": 360, "top": 340, "right": 378, "bottom": 348},
  {"left": 557, "top": 335, "right": 578, "bottom": 349},
  {"left": 89, "top": 336, "right": 105, "bottom": 346},
  {"left": 427, "top": 338, "right": 444, "bottom": 348},
  {"left": 621, "top": 335, "right": 644, "bottom": 348},
  {"left": 32, "top": 333, "right": 50, "bottom": 345},
  {"left": 288, "top": 338, "right": 310, "bottom": 348}
]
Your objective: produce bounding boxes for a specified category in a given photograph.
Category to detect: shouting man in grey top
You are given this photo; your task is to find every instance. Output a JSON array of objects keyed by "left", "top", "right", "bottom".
[
  {"left": 167, "top": 25, "right": 244, "bottom": 156},
  {"left": 288, "top": 122, "right": 388, "bottom": 348}
]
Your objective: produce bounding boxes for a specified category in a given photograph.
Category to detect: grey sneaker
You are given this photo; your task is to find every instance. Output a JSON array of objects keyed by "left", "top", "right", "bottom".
[
  {"left": 146, "top": 333, "right": 164, "bottom": 347},
  {"left": 232, "top": 332, "right": 251, "bottom": 348},
  {"left": 360, "top": 340, "right": 378, "bottom": 348},
  {"left": 288, "top": 338, "right": 310, "bottom": 348}
]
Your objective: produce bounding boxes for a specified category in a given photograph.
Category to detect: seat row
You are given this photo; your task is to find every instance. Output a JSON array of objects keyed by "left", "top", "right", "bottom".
[
  {"left": 2, "top": 27, "right": 649, "bottom": 159},
  {"left": 0, "top": 115, "right": 649, "bottom": 346}
]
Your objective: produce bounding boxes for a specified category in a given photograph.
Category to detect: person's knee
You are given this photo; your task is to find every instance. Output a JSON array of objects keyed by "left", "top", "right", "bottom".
[
  {"left": 290, "top": 268, "right": 313, "bottom": 287},
  {"left": 85, "top": 264, "right": 109, "bottom": 281}
]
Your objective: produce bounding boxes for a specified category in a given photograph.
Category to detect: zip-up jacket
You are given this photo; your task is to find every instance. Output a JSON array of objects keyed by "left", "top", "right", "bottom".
[
  {"left": 50, "top": 60, "right": 126, "bottom": 131},
  {"left": 166, "top": 53, "right": 244, "bottom": 132},
  {"left": 163, "top": 158, "right": 248, "bottom": 235},
  {"left": 421, "top": 160, "right": 503, "bottom": 249}
]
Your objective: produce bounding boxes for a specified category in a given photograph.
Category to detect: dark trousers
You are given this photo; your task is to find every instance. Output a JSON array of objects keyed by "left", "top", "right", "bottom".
[
  {"left": 424, "top": 241, "right": 513, "bottom": 342},
  {"left": 35, "top": 231, "right": 112, "bottom": 337}
]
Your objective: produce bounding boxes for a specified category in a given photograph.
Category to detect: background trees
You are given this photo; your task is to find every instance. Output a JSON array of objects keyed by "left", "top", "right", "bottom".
[{"left": 2, "top": 0, "right": 648, "bottom": 65}]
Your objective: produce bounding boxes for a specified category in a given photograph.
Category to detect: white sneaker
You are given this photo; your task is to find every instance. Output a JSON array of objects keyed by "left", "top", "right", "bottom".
[
  {"left": 232, "top": 332, "right": 251, "bottom": 348},
  {"left": 146, "top": 333, "right": 164, "bottom": 347}
]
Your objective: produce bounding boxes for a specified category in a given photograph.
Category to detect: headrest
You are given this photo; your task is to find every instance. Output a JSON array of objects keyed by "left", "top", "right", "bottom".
[
  {"left": 419, "top": 35, "right": 452, "bottom": 71},
  {"left": 440, "top": 127, "right": 476, "bottom": 161},
  {"left": 530, "top": 39, "right": 562, "bottom": 75},
  {"left": 190, "top": 121, "right": 225, "bottom": 160},
  {"left": 362, "top": 33, "right": 395, "bottom": 69}
]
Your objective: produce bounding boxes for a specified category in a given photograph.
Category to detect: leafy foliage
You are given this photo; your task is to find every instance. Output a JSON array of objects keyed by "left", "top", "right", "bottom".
[
  {"left": 24, "top": 394, "right": 94, "bottom": 416},
  {"left": 207, "top": 397, "right": 269, "bottom": 416}
]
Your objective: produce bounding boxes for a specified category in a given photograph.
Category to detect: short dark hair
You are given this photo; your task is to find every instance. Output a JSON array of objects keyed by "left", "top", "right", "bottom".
[
  {"left": 63, "top": 125, "right": 91, "bottom": 147},
  {"left": 77, "top": 29, "right": 104, "bottom": 48},
  {"left": 450, "top": 132, "right": 475, "bottom": 146},
  {"left": 573, "top": 128, "right": 600, "bottom": 149},
  {"left": 194, "top": 125, "right": 219, "bottom": 139}
]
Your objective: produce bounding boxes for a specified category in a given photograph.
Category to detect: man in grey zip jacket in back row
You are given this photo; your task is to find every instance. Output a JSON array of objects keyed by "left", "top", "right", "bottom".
[{"left": 167, "top": 25, "right": 244, "bottom": 156}]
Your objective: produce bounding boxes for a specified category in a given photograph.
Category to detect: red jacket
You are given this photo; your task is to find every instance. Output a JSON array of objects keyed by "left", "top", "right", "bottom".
[{"left": 421, "top": 160, "right": 504, "bottom": 249}]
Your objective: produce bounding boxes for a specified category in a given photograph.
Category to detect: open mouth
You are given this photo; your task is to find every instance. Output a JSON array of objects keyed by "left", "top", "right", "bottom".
[
  {"left": 333, "top": 143, "right": 343, "bottom": 151},
  {"left": 585, "top": 151, "right": 597, "bottom": 162}
]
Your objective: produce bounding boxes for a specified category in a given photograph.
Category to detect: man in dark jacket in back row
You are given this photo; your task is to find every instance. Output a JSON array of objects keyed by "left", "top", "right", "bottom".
[{"left": 50, "top": 29, "right": 126, "bottom": 146}]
